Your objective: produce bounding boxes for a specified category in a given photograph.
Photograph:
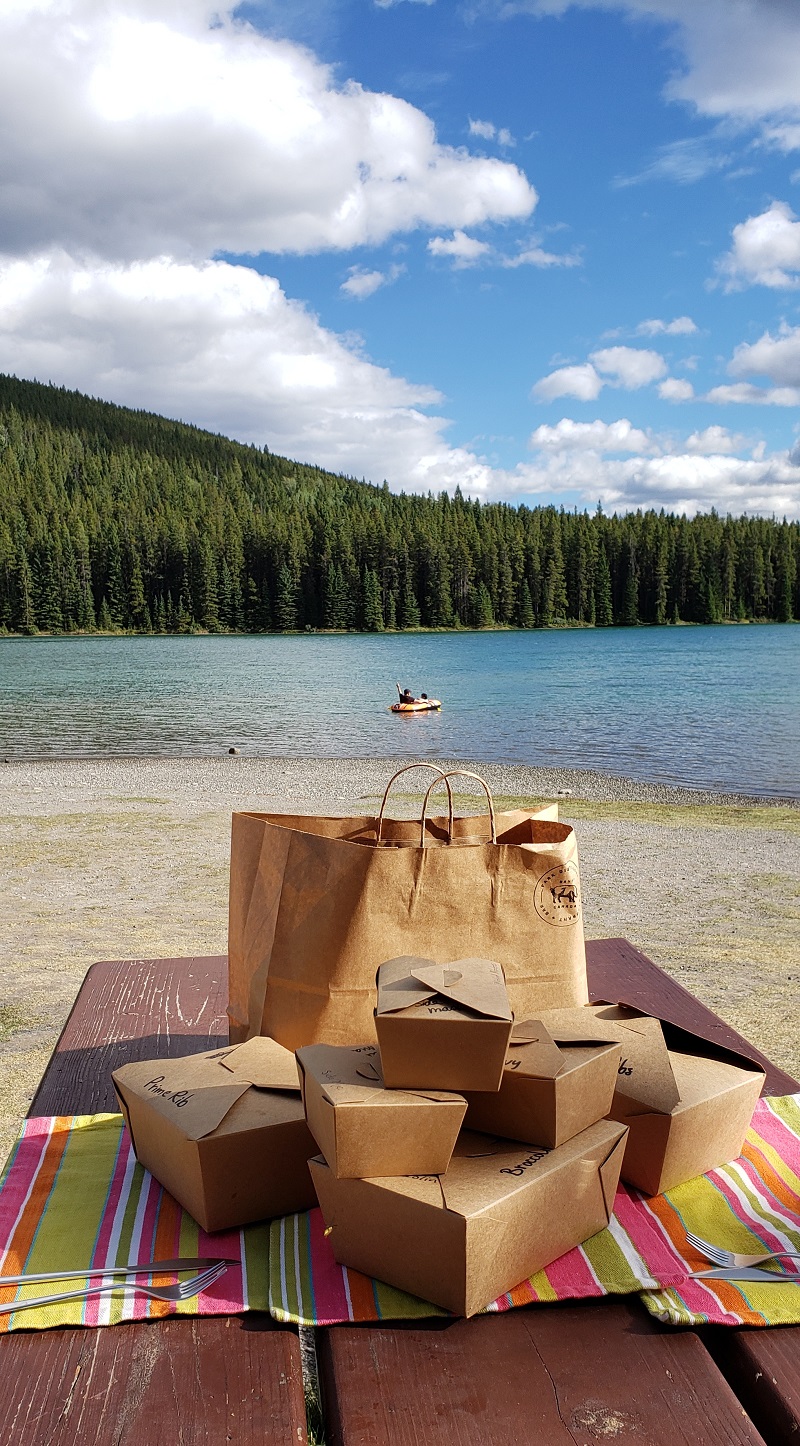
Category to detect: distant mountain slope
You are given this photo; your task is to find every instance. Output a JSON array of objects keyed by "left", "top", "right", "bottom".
[{"left": 0, "top": 374, "right": 797, "bottom": 633}]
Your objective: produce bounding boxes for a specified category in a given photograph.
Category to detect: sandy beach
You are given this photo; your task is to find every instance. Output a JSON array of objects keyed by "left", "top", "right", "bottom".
[{"left": 1, "top": 754, "right": 798, "bottom": 1166}]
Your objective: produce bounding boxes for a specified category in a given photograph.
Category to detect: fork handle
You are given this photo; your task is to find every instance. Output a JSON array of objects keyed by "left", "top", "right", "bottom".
[
  {"left": 0, "top": 1257, "right": 236, "bottom": 1289},
  {"left": 0, "top": 1279, "right": 140, "bottom": 1316}
]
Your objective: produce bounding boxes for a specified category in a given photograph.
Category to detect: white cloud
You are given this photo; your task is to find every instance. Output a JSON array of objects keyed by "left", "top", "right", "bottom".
[
  {"left": 3, "top": 249, "right": 796, "bottom": 516},
  {"left": 658, "top": 377, "right": 694, "bottom": 402},
  {"left": 729, "top": 323, "right": 800, "bottom": 386},
  {"left": 516, "top": 410, "right": 800, "bottom": 517},
  {"left": 468, "top": 118, "right": 515, "bottom": 145},
  {"left": 530, "top": 418, "right": 652, "bottom": 453},
  {"left": 503, "top": 243, "right": 581, "bottom": 268},
  {"left": 427, "top": 230, "right": 492, "bottom": 266},
  {"left": 684, "top": 426, "right": 744, "bottom": 455},
  {"left": 0, "top": 0, "right": 536, "bottom": 262},
  {"left": 637, "top": 316, "right": 697, "bottom": 336},
  {"left": 341, "top": 264, "right": 404, "bottom": 299},
  {"left": 532, "top": 363, "right": 603, "bottom": 402},
  {"left": 590, "top": 346, "right": 668, "bottom": 388},
  {"left": 717, "top": 202, "right": 800, "bottom": 290},
  {"left": 705, "top": 383, "right": 800, "bottom": 407},
  {"left": 0, "top": 249, "right": 510, "bottom": 494}
]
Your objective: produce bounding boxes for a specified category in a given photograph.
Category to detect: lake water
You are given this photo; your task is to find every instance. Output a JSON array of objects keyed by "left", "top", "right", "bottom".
[{"left": 0, "top": 627, "right": 797, "bottom": 796}]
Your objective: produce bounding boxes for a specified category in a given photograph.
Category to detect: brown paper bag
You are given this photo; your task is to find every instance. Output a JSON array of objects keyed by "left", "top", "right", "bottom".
[{"left": 227, "top": 764, "right": 588, "bottom": 1049}]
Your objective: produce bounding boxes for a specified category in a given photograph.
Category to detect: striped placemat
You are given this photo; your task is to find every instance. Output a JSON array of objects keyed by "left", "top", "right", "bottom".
[
  {"left": 3, "top": 1097, "right": 799, "bottom": 1330},
  {"left": 0, "top": 1114, "right": 270, "bottom": 1330}
]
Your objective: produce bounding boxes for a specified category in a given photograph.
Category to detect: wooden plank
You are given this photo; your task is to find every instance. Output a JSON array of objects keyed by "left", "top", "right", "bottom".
[
  {"left": 0, "top": 1314, "right": 307, "bottom": 1446},
  {"left": 319, "top": 1300, "right": 766, "bottom": 1446},
  {"left": 712, "top": 1331, "right": 800, "bottom": 1446},
  {"left": 6, "top": 955, "right": 308, "bottom": 1446},
  {"left": 586, "top": 937, "right": 799, "bottom": 1095},
  {"left": 30, "top": 955, "right": 229, "bottom": 1116}
]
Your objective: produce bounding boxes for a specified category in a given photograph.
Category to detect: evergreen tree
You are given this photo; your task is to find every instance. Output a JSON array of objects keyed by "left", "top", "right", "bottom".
[
  {"left": 275, "top": 563, "right": 298, "bottom": 631},
  {"left": 362, "top": 567, "right": 384, "bottom": 631}
]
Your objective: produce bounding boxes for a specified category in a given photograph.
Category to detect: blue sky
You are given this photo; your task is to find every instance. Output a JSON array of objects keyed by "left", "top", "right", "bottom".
[{"left": 1, "top": 0, "right": 800, "bottom": 516}]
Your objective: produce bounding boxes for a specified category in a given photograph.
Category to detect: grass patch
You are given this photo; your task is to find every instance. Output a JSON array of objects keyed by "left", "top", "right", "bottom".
[
  {"left": 0, "top": 1004, "right": 36, "bottom": 1041},
  {"left": 364, "top": 790, "right": 800, "bottom": 833}
]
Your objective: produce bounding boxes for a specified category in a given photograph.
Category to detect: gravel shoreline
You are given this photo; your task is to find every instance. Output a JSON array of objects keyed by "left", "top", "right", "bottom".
[
  {"left": 1, "top": 755, "right": 798, "bottom": 1166},
  {"left": 2, "top": 754, "right": 798, "bottom": 810}
]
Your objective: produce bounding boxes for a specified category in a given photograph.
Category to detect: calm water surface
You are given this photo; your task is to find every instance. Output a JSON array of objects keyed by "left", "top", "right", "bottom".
[{"left": 0, "top": 628, "right": 797, "bottom": 796}]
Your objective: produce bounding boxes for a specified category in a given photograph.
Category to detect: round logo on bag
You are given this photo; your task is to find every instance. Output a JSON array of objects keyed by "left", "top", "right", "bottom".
[{"left": 534, "top": 863, "right": 580, "bottom": 925}]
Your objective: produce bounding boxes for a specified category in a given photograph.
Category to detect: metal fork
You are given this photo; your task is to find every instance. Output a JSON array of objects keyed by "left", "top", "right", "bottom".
[
  {"left": 0, "top": 1261, "right": 228, "bottom": 1316},
  {"left": 686, "top": 1231, "right": 800, "bottom": 1270}
]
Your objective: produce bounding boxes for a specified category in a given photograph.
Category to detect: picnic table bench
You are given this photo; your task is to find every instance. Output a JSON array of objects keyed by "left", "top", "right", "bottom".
[{"left": 2, "top": 939, "right": 799, "bottom": 1446}]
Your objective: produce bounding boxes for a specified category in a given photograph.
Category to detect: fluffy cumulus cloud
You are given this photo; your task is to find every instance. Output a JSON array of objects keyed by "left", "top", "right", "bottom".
[
  {"left": 340, "top": 263, "right": 405, "bottom": 299},
  {"left": 658, "top": 377, "right": 694, "bottom": 402},
  {"left": 591, "top": 346, "right": 667, "bottom": 388},
  {"left": 0, "top": 0, "right": 535, "bottom": 261},
  {"left": 516, "top": 413, "right": 800, "bottom": 517},
  {"left": 533, "top": 346, "right": 667, "bottom": 400},
  {"left": 530, "top": 418, "right": 652, "bottom": 453},
  {"left": 532, "top": 363, "right": 604, "bottom": 402},
  {"left": 427, "top": 230, "right": 492, "bottom": 266},
  {"left": 717, "top": 202, "right": 800, "bottom": 290},
  {"left": 0, "top": 250, "right": 504, "bottom": 492},
  {"left": 730, "top": 324, "right": 800, "bottom": 386}
]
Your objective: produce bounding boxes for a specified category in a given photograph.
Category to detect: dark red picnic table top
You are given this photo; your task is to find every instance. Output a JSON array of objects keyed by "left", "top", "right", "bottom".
[{"left": 2, "top": 940, "right": 799, "bottom": 1446}]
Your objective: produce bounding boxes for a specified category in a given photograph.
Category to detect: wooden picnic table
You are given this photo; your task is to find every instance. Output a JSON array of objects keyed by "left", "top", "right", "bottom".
[{"left": 1, "top": 939, "right": 799, "bottom": 1446}]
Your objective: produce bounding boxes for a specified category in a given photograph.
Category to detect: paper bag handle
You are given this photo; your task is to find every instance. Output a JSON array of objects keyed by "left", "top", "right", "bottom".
[
  {"left": 419, "top": 769, "right": 497, "bottom": 846},
  {"left": 376, "top": 763, "right": 454, "bottom": 844}
]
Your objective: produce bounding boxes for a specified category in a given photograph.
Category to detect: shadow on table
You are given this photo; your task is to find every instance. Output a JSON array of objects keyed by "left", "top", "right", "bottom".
[{"left": 29, "top": 1033, "right": 229, "bottom": 1117}]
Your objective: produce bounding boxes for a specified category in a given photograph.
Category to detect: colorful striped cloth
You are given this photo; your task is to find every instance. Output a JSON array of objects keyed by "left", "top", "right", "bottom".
[
  {"left": 0, "top": 1114, "right": 270, "bottom": 1330},
  {"left": 269, "top": 1095, "right": 800, "bottom": 1328},
  {"left": 3, "top": 1098, "right": 800, "bottom": 1330}
]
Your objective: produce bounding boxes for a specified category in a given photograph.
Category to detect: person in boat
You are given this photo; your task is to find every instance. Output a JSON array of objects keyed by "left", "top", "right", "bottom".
[{"left": 400, "top": 687, "right": 417, "bottom": 704}]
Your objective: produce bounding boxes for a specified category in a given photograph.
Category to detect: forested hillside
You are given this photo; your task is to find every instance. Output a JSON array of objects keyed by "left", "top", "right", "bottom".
[{"left": 0, "top": 374, "right": 797, "bottom": 634}]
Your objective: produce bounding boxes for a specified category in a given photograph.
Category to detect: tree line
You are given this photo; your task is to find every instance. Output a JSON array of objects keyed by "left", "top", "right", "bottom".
[{"left": 0, "top": 373, "right": 797, "bottom": 636}]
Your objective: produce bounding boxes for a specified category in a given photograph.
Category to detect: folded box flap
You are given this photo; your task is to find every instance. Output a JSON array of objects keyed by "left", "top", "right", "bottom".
[
  {"left": 410, "top": 958, "right": 512, "bottom": 1022},
  {"left": 376, "top": 956, "right": 439, "bottom": 1013},
  {"left": 588, "top": 1004, "right": 681, "bottom": 1111},
  {"left": 296, "top": 1043, "right": 384, "bottom": 1096},
  {"left": 112, "top": 1054, "right": 251, "bottom": 1141},
  {"left": 218, "top": 1036, "right": 301, "bottom": 1092},
  {"left": 532, "top": 1007, "right": 627, "bottom": 1047},
  {"left": 506, "top": 1021, "right": 565, "bottom": 1079},
  {"left": 598, "top": 1130, "right": 628, "bottom": 1219}
]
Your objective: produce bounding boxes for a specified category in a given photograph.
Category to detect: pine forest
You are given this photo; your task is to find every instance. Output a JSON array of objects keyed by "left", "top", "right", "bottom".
[{"left": 0, "top": 373, "right": 797, "bottom": 637}]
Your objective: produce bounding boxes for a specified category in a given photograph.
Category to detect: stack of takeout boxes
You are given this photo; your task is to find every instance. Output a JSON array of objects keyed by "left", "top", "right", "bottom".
[
  {"left": 111, "top": 967, "right": 766, "bottom": 1317},
  {"left": 297, "top": 954, "right": 630, "bottom": 1317}
]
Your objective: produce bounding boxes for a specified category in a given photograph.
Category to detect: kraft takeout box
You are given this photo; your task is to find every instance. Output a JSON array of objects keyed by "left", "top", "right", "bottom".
[
  {"left": 310, "top": 1119, "right": 628, "bottom": 1317},
  {"left": 463, "top": 1011, "right": 623, "bottom": 1148},
  {"left": 580, "top": 1003, "right": 765, "bottom": 1195},
  {"left": 375, "top": 955, "right": 513, "bottom": 1092},
  {"left": 112, "top": 1037, "right": 317, "bottom": 1232},
  {"left": 296, "top": 1042, "right": 467, "bottom": 1178}
]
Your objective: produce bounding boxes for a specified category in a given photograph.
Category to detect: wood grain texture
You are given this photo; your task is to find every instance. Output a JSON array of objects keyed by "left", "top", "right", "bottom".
[
  {"left": 30, "top": 955, "right": 229, "bottom": 1116},
  {"left": 712, "top": 1331, "right": 800, "bottom": 1446},
  {"left": 586, "top": 938, "right": 799, "bottom": 1095},
  {"left": 0, "top": 1314, "right": 307, "bottom": 1446},
  {"left": 319, "top": 1301, "right": 766, "bottom": 1446},
  {"left": 7, "top": 954, "right": 307, "bottom": 1445}
]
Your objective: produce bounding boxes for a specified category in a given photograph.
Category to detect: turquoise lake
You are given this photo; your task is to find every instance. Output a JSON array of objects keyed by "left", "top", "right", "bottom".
[{"left": 0, "top": 627, "right": 797, "bottom": 796}]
